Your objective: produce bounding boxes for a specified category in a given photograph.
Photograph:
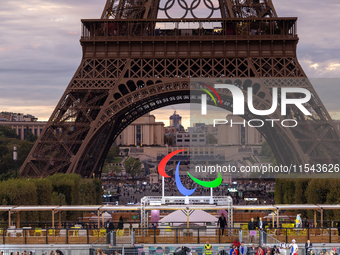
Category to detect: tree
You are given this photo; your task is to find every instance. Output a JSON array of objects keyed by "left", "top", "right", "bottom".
[
  {"left": 17, "top": 140, "right": 35, "bottom": 167},
  {"left": 105, "top": 145, "right": 120, "bottom": 163},
  {"left": 124, "top": 157, "right": 142, "bottom": 179},
  {"left": 0, "top": 139, "right": 13, "bottom": 179},
  {"left": 0, "top": 126, "right": 19, "bottom": 139},
  {"left": 26, "top": 130, "right": 38, "bottom": 142}
]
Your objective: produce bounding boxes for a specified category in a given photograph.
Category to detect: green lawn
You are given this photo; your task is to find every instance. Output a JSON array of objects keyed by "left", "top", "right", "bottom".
[{"left": 112, "top": 157, "right": 123, "bottom": 163}]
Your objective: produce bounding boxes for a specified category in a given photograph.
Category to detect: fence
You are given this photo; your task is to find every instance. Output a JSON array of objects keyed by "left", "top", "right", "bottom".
[
  {"left": 263, "top": 227, "right": 340, "bottom": 244},
  {"left": 133, "top": 227, "right": 340, "bottom": 244},
  {"left": 1, "top": 244, "right": 340, "bottom": 255},
  {"left": 1, "top": 227, "right": 340, "bottom": 246},
  {"left": 89, "top": 246, "right": 231, "bottom": 255},
  {"left": 0, "top": 247, "right": 98, "bottom": 255},
  {"left": 0, "top": 228, "right": 110, "bottom": 245},
  {"left": 134, "top": 227, "right": 244, "bottom": 244}
]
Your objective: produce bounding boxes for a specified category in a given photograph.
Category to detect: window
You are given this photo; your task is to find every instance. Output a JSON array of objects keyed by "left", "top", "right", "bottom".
[
  {"left": 199, "top": 139, "right": 205, "bottom": 142},
  {"left": 199, "top": 134, "right": 204, "bottom": 137},
  {"left": 136, "top": 125, "right": 141, "bottom": 146},
  {"left": 177, "top": 139, "right": 183, "bottom": 142},
  {"left": 192, "top": 139, "right": 197, "bottom": 142},
  {"left": 192, "top": 134, "right": 197, "bottom": 138},
  {"left": 185, "top": 139, "right": 190, "bottom": 142}
]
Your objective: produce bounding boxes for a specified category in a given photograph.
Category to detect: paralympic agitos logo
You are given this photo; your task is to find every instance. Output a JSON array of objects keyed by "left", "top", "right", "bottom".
[{"left": 158, "top": 149, "right": 222, "bottom": 196}]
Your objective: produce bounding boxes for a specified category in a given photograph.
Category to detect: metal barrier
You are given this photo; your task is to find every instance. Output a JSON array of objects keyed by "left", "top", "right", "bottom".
[
  {"left": 89, "top": 247, "right": 230, "bottom": 255},
  {"left": 133, "top": 227, "right": 241, "bottom": 244},
  {"left": 0, "top": 228, "right": 111, "bottom": 245},
  {"left": 0, "top": 247, "right": 98, "bottom": 255},
  {"left": 245, "top": 227, "right": 340, "bottom": 244}
]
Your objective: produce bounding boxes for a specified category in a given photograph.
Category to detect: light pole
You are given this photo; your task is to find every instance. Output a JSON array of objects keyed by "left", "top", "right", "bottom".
[{"left": 13, "top": 146, "right": 17, "bottom": 178}]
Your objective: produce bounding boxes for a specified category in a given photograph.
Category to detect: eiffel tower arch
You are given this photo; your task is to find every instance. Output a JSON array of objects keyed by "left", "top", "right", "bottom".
[{"left": 20, "top": 0, "right": 340, "bottom": 177}]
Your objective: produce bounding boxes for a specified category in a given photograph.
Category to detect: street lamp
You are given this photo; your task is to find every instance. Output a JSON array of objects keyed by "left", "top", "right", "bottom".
[{"left": 13, "top": 146, "right": 18, "bottom": 178}]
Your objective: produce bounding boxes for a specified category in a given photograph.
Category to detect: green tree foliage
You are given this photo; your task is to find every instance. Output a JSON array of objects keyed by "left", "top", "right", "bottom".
[
  {"left": 33, "top": 178, "right": 52, "bottom": 222},
  {"left": 124, "top": 157, "right": 142, "bottom": 179},
  {"left": 0, "top": 138, "right": 13, "bottom": 178},
  {"left": 0, "top": 126, "right": 19, "bottom": 139},
  {"left": 0, "top": 178, "right": 38, "bottom": 221},
  {"left": 26, "top": 131, "right": 38, "bottom": 142},
  {"left": 274, "top": 179, "right": 283, "bottom": 204},
  {"left": 0, "top": 174, "right": 102, "bottom": 222},
  {"left": 294, "top": 179, "right": 309, "bottom": 204},
  {"left": 275, "top": 178, "right": 340, "bottom": 222},
  {"left": 17, "top": 140, "right": 35, "bottom": 166},
  {"left": 0, "top": 126, "right": 35, "bottom": 181},
  {"left": 105, "top": 145, "right": 120, "bottom": 163}
]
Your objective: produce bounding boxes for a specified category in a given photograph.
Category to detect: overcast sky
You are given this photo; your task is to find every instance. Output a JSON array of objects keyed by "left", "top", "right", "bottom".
[{"left": 0, "top": 0, "right": 339, "bottom": 128}]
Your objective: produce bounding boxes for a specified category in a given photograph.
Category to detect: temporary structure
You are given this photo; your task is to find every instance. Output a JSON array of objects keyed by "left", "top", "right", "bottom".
[{"left": 158, "top": 210, "right": 217, "bottom": 226}]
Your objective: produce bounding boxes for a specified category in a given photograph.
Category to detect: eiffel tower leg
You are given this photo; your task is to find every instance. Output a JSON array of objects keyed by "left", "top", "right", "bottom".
[{"left": 19, "top": 2, "right": 340, "bottom": 177}]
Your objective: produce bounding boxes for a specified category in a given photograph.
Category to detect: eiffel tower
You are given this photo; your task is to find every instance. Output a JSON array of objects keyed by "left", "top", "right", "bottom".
[{"left": 20, "top": 0, "right": 340, "bottom": 177}]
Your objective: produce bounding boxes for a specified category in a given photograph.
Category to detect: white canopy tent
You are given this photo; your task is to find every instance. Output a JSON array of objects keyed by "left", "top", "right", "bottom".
[{"left": 158, "top": 210, "right": 217, "bottom": 226}]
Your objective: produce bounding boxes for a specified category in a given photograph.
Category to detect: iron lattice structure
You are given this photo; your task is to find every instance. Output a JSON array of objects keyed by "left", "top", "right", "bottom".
[{"left": 20, "top": 0, "right": 340, "bottom": 177}]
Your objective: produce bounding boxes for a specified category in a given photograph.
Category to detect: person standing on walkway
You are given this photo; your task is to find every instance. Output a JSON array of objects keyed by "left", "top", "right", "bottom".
[
  {"left": 240, "top": 242, "right": 247, "bottom": 255},
  {"left": 258, "top": 217, "right": 266, "bottom": 244},
  {"left": 218, "top": 213, "right": 227, "bottom": 236},
  {"left": 289, "top": 240, "right": 298, "bottom": 255},
  {"left": 296, "top": 213, "right": 302, "bottom": 228},
  {"left": 305, "top": 240, "right": 312, "bottom": 255},
  {"left": 248, "top": 218, "right": 256, "bottom": 243}
]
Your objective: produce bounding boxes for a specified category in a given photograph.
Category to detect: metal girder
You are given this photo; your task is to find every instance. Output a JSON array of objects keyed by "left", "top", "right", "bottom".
[{"left": 19, "top": 0, "right": 340, "bottom": 178}]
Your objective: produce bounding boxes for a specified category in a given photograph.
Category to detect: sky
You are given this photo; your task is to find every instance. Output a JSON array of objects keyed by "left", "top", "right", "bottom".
[{"left": 0, "top": 0, "right": 340, "bottom": 129}]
